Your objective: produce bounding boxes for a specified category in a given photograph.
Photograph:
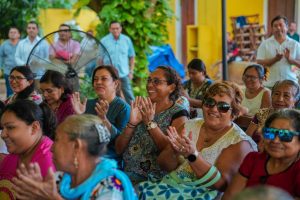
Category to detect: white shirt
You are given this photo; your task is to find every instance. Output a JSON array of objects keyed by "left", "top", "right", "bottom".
[
  {"left": 257, "top": 35, "right": 300, "bottom": 87},
  {"left": 15, "top": 36, "right": 49, "bottom": 79}
]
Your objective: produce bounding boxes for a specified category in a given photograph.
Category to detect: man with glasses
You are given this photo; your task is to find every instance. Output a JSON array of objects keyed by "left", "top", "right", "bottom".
[
  {"left": 99, "top": 21, "right": 135, "bottom": 104},
  {"left": 0, "top": 27, "right": 20, "bottom": 97},
  {"left": 257, "top": 15, "right": 300, "bottom": 88}
]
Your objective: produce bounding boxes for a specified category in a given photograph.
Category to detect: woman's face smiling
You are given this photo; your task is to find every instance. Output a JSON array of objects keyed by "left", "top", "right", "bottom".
[
  {"left": 9, "top": 70, "right": 32, "bottom": 94},
  {"left": 93, "top": 69, "right": 117, "bottom": 99},
  {"left": 264, "top": 118, "right": 300, "bottom": 160},
  {"left": 202, "top": 94, "right": 233, "bottom": 130},
  {"left": 146, "top": 68, "right": 175, "bottom": 102}
]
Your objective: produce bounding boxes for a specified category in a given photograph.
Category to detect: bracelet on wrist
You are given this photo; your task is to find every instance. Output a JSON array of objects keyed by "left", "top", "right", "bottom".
[{"left": 128, "top": 122, "right": 137, "bottom": 127}]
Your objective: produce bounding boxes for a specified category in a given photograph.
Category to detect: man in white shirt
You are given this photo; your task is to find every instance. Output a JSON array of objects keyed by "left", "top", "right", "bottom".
[
  {"left": 15, "top": 21, "right": 48, "bottom": 83},
  {"left": 257, "top": 15, "right": 300, "bottom": 88}
]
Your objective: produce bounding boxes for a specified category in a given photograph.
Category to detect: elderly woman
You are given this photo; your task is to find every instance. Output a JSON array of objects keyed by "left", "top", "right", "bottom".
[
  {"left": 40, "top": 70, "right": 75, "bottom": 125},
  {"left": 183, "top": 58, "right": 213, "bottom": 118},
  {"left": 5, "top": 66, "right": 42, "bottom": 105},
  {"left": 115, "top": 66, "right": 189, "bottom": 185},
  {"left": 241, "top": 64, "right": 271, "bottom": 116},
  {"left": 0, "top": 100, "right": 56, "bottom": 199},
  {"left": 11, "top": 114, "right": 136, "bottom": 200},
  {"left": 223, "top": 109, "right": 300, "bottom": 199},
  {"left": 138, "top": 81, "right": 257, "bottom": 199},
  {"left": 71, "top": 65, "right": 130, "bottom": 163},
  {"left": 246, "top": 80, "right": 300, "bottom": 147}
]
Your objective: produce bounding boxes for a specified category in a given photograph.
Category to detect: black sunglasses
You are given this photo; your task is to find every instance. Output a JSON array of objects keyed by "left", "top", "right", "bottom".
[
  {"left": 203, "top": 97, "right": 232, "bottom": 113},
  {"left": 263, "top": 127, "right": 299, "bottom": 142}
]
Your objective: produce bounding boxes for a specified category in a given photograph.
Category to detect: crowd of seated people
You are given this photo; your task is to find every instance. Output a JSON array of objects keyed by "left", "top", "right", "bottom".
[
  {"left": 0, "top": 62, "right": 299, "bottom": 199},
  {"left": 0, "top": 15, "right": 300, "bottom": 200}
]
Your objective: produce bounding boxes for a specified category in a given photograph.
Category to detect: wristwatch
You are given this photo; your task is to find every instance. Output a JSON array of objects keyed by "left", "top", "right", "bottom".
[
  {"left": 147, "top": 121, "right": 158, "bottom": 130},
  {"left": 187, "top": 150, "right": 199, "bottom": 163}
]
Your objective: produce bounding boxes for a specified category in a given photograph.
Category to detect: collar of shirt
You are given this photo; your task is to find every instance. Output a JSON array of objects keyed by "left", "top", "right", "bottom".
[
  {"left": 24, "top": 36, "right": 41, "bottom": 43},
  {"left": 108, "top": 33, "right": 124, "bottom": 41}
]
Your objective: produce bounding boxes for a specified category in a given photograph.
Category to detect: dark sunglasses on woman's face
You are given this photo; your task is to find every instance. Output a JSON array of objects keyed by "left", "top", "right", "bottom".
[
  {"left": 203, "top": 97, "right": 232, "bottom": 113},
  {"left": 263, "top": 127, "right": 299, "bottom": 142}
]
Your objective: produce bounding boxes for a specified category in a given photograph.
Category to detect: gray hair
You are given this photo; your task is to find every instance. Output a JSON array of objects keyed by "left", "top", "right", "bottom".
[
  {"left": 59, "top": 114, "right": 110, "bottom": 156},
  {"left": 232, "top": 185, "right": 293, "bottom": 200}
]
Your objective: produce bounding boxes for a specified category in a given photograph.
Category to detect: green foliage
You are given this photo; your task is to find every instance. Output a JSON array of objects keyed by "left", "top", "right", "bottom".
[
  {"left": 79, "top": 75, "right": 97, "bottom": 99},
  {"left": 90, "top": 0, "right": 174, "bottom": 96},
  {"left": 0, "top": 0, "right": 75, "bottom": 39},
  {"left": 0, "top": 0, "right": 40, "bottom": 39}
]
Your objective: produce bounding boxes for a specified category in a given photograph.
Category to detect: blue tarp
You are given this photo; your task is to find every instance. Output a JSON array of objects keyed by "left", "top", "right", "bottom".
[{"left": 147, "top": 44, "right": 185, "bottom": 79}]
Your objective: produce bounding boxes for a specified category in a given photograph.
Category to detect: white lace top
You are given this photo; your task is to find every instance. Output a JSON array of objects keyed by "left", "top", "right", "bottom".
[{"left": 185, "top": 118, "right": 257, "bottom": 165}]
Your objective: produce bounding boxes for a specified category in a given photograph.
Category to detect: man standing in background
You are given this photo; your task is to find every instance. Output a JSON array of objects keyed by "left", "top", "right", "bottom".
[
  {"left": 287, "top": 21, "right": 300, "bottom": 42},
  {"left": 15, "top": 21, "right": 48, "bottom": 87},
  {"left": 0, "top": 27, "right": 20, "bottom": 97},
  {"left": 257, "top": 15, "right": 300, "bottom": 88},
  {"left": 100, "top": 21, "right": 135, "bottom": 103}
]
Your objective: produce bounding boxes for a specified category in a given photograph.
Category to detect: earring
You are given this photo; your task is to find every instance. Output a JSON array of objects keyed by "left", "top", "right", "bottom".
[{"left": 74, "top": 156, "right": 79, "bottom": 169}]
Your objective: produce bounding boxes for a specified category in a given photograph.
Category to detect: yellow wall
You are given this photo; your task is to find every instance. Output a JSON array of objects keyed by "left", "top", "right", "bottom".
[
  {"left": 39, "top": 8, "right": 99, "bottom": 35},
  {"left": 192, "top": 0, "right": 264, "bottom": 77},
  {"left": 167, "top": 0, "right": 177, "bottom": 52},
  {"left": 227, "top": 0, "right": 264, "bottom": 34}
]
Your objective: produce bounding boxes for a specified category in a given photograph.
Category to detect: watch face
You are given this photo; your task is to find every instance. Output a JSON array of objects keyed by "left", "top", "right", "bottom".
[
  {"left": 187, "top": 154, "right": 197, "bottom": 162},
  {"left": 147, "top": 121, "right": 157, "bottom": 130}
]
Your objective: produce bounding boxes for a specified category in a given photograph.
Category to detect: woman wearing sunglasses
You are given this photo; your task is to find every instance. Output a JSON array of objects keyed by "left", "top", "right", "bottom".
[
  {"left": 5, "top": 66, "right": 42, "bottom": 105},
  {"left": 223, "top": 109, "right": 300, "bottom": 199},
  {"left": 246, "top": 80, "right": 300, "bottom": 149},
  {"left": 115, "top": 66, "right": 189, "bottom": 185},
  {"left": 138, "top": 81, "right": 257, "bottom": 200}
]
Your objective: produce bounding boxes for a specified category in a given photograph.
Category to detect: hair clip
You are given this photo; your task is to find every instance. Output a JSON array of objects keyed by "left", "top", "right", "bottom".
[{"left": 94, "top": 124, "right": 110, "bottom": 143}]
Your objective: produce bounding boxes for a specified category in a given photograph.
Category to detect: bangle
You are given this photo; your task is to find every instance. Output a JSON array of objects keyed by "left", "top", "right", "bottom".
[
  {"left": 126, "top": 124, "right": 135, "bottom": 129},
  {"left": 128, "top": 122, "right": 137, "bottom": 127}
]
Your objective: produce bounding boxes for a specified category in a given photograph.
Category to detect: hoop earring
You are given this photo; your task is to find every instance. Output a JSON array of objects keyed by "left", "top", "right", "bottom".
[{"left": 74, "top": 156, "right": 79, "bottom": 169}]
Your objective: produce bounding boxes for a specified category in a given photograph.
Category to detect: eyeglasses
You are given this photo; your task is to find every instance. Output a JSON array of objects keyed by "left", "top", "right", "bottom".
[
  {"left": 242, "top": 75, "right": 259, "bottom": 81},
  {"left": 263, "top": 127, "right": 299, "bottom": 142},
  {"left": 203, "top": 97, "right": 232, "bottom": 113},
  {"left": 147, "top": 77, "right": 168, "bottom": 86},
  {"left": 9, "top": 75, "right": 27, "bottom": 81}
]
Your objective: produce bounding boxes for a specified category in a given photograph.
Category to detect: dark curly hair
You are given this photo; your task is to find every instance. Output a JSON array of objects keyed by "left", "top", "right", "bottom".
[
  {"left": 156, "top": 66, "right": 182, "bottom": 102},
  {"left": 203, "top": 81, "right": 243, "bottom": 118}
]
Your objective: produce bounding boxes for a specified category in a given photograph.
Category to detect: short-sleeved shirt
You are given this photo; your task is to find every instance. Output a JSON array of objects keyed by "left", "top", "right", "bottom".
[
  {"left": 15, "top": 36, "right": 49, "bottom": 79},
  {"left": 100, "top": 33, "right": 135, "bottom": 78},
  {"left": 123, "top": 104, "right": 189, "bottom": 185},
  {"left": 257, "top": 36, "right": 300, "bottom": 87},
  {"left": 49, "top": 39, "right": 81, "bottom": 59},
  {"left": 288, "top": 32, "right": 300, "bottom": 42},
  {"left": 239, "top": 152, "right": 300, "bottom": 197},
  {"left": 0, "top": 40, "right": 19, "bottom": 75}
]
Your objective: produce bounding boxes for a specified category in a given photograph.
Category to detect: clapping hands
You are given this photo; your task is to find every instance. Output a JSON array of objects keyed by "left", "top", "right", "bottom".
[
  {"left": 166, "top": 126, "right": 196, "bottom": 158},
  {"left": 71, "top": 92, "right": 87, "bottom": 114},
  {"left": 12, "top": 163, "right": 59, "bottom": 200},
  {"left": 129, "top": 96, "right": 156, "bottom": 126}
]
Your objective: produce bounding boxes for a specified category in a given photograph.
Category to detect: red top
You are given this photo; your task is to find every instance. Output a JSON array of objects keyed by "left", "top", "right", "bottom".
[{"left": 239, "top": 152, "right": 300, "bottom": 197}]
